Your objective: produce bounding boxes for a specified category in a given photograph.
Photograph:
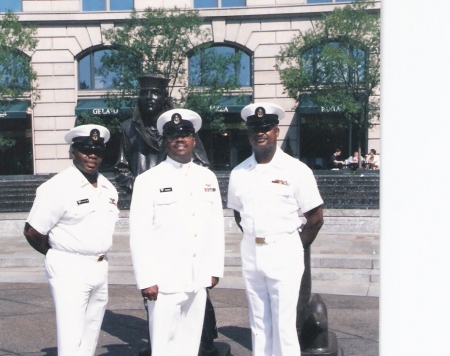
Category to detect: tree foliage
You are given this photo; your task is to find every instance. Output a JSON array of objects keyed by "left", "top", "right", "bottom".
[
  {"left": 97, "top": 7, "right": 243, "bottom": 131},
  {"left": 75, "top": 112, "right": 127, "bottom": 135},
  {"left": 0, "top": 11, "right": 38, "bottom": 153},
  {"left": 0, "top": 11, "right": 38, "bottom": 104},
  {"left": 276, "top": 0, "right": 380, "bottom": 144}
]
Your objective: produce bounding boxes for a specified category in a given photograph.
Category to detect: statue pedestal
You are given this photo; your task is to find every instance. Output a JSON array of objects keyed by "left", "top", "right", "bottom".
[{"left": 301, "top": 331, "right": 343, "bottom": 356}]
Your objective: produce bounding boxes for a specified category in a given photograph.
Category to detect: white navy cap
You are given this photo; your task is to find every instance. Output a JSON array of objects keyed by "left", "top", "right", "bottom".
[
  {"left": 241, "top": 102, "right": 285, "bottom": 128},
  {"left": 157, "top": 108, "right": 202, "bottom": 135},
  {"left": 64, "top": 124, "right": 110, "bottom": 146}
]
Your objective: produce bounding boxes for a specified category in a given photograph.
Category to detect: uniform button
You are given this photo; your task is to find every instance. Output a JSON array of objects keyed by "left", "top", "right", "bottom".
[
  {"left": 193, "top": 253, "right": 196, "bottom": 257},
  {"left": 192, "top": 212, "right": 195, "bottom": 217},
  {"left": 194, "top": 233, "right": 197, "bottom": 238}
]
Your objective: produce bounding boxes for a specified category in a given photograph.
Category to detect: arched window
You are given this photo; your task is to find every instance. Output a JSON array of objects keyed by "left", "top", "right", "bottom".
[
  {"left": 188, "top": 45, "right": 252, "bottom": 171},
  {"left": 1, "top": 0, "right": 21, "bottom": 12},
  {"left": 189, "top": 45, "right": 251, "bottom": 87},
  {"left": 302, "top": 42, "right": 365, "bottom": 85},
  {"left": 78, "top": 49, "right": 118, "bottom": 90}
]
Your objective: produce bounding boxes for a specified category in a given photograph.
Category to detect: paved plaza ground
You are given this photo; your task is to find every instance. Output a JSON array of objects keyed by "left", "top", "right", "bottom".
[{"left": 0, "top": 283, "right": 378, "bottom": 356}]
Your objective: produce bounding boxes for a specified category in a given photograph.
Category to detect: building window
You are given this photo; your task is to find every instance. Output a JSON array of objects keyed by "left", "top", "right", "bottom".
[
  {"left": 78, "top": 49, "right": 119, "bottom": 90},
  {"left": 189, "top": 46, "right": 251, "bottom": 87},
  {"left": 307, "top": 0, "right": 354, "bottom": 3},
  {"left": 194, "top": 0, "right": 245, "bottom": 9},
  {"left": 82, "top": 0, "right": 133, "bottom": 12},
  {"left": 1, "top": 0, "right": 21, "bottom": 12},
  {"left": 302, "top": 42, "right": 365, "bottom": 84}
]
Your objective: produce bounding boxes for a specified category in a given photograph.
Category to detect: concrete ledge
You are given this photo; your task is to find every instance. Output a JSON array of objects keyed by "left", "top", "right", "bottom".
[
  {"left": 0, "top": 267, "right": 380, "bottom": 297},
  {"left": 311, "top": 254, "right": 379, "bottom": 269},
  {"left": 0, "top": 209, "right": 380, "bottom": 235}
]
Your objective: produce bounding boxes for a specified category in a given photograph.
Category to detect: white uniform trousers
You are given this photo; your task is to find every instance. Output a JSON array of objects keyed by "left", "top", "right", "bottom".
[
  {"left": 147, "top": 288, "right": 207, "bottom": 356},
  {"left": 45, "top": 248, "right": 109, "bottom": 356},
  {"left": 241, "top": 232, "right": 304, "bottom": 356}
]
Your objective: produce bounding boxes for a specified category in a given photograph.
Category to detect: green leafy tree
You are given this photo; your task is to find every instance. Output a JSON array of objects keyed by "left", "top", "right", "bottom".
[
  {"left": 92, "top": 7, "right": 242, "bottom": 132},
  {"left": 276, "top": 0, "right": 380, "bottom": 158},
  {"left": 75, "top": 112, "right": 126, "bottom": 135},
  {"left": 0, "top": 11, "right": 38, "bottom": 152}
]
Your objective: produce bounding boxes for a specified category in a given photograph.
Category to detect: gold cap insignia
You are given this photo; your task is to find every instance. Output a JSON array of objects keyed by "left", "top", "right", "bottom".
[
  {"left": 256, "top": 107, "right": 265, "bottom": 118},
  {"left": 172, "top": 113, "right": 181, "bottom": 125},
  {"left": 90, "top": 129, "right": 100, "bottom": 141}
]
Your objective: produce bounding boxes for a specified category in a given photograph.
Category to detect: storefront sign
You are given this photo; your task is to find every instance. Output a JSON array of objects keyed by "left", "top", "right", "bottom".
[
  {"left": 321, "top": 106, "right": 342, "bottom": 113},
  {"left": 210, "top": 105, "right": 229, "bottom": 112},
  {"left": 92, "top": 108, "right": 119, "bottom": 115}
]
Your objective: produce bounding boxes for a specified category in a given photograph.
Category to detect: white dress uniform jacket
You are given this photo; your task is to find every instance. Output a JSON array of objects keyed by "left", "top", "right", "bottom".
[
  {"left": 27, "top": 164, "right": 119, "bottom": 253},
  {"left": 130, "top": 156, "right": 225, "bottom": 293},
  {"left": 227, "top": 146, "right": 324, "bottom": 236}
]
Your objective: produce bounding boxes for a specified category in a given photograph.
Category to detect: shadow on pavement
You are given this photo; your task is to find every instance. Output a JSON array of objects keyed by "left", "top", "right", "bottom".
[
  {"left": 219, "top": 325, "right": 252, "bottom": 351},
  {"left": 100, "top": 309, "right": 149, "bottom": 355}
]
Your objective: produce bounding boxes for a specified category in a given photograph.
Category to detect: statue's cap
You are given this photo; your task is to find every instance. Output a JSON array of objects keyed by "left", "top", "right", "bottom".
[
  {"left": 157, "top": 109, "right": 202, "bottom": 135},
  {"left": 137, "top": 74, "right": 170, "bottom": 90},
  {"left": 241, "top": 102, "right": 285, "bottom": 128},
  {"left": 64, "top": 124, "right": 110, "bottom": 146}
]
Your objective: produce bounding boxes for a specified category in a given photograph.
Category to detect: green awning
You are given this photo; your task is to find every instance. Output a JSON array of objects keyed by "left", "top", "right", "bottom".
[
  {"left": 75, "top": 99, "right": 134, "bottom": 116},
  {"left": 0, "top": 101, "right": 30, "bottom": 119},
  {"left": 296, "top": 94, "right": 343, "bottom": 115}
]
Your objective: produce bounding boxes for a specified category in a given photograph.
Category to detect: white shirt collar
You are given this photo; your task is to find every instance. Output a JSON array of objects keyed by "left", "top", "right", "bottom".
[
  {"left": 165, "top": 155, "right": 193, "bottom": 170},
  {"left": 70, "top": 164, "right": 110, "bottom": 189},
  {"left": 246, "top": 146, "right": 284, "bottom": 171}
]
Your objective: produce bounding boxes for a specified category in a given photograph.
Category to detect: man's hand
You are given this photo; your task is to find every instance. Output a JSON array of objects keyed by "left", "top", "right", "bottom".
[
  {"left": 141, "top": 285, "right": 159, "bottom": 301},
  {"left": 208, "top": 277, "right": 219, "bottom": 289},
  {"left": 233, "top": 210, "right": 244, "bottom": 233},
  {"left": 23, "top": 223, "right": 50, "bottom": 255}
]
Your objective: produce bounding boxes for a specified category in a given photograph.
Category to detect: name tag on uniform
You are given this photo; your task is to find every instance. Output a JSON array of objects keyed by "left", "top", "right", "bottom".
[
  {"left": 272, "top": 179, "right": 289, "bottom": 186},
  {"left": 160, "top": 187, "right": 172, "bottom": 193},
  {"left": 204, "top": 188, "right": 216, "bottom": 192},
  {"left": 77, "top": 198, "right": 89, "bottom": 205}
]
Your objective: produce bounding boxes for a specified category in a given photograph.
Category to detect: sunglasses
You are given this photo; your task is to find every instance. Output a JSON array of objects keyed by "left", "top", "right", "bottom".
[
  {"left": 164, "top": 131, "right": 195, "bottom": 142},
  {"left": 247, "top": 124, "right": 276, "bottom": 133},
  {"left": 75, "top": 145, "right": 105, "bottom": 157}
]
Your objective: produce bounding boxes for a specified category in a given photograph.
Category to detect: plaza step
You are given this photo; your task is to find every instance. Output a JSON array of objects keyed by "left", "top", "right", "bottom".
[
  {"left": 0, "top": 170, "right": 379, "bottom": 212},
  {"left": 0, "top": 218, "right": 379, "bottom": 297}
]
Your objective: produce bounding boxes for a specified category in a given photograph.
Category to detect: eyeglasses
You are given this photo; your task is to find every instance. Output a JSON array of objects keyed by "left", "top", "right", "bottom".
[{"left": 165, "top": 132, "right": 194, "bottom": 142}]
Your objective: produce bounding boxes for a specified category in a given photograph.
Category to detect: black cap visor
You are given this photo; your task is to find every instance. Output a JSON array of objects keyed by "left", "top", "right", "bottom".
[
  {"left": 72, "top": 142, "right": 106, "bottom": 156},
  {"left": 162, "top": 120, "right": 195, "bottom": 137},
  {"left": 246, "top": 120, "right": 278, "bottom": 133}
]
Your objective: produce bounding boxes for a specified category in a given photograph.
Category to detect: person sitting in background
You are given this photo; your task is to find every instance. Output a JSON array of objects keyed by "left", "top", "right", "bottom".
[
  {"left": 365, "top": 149, "right": 379, "bottom": 170},
  {"left": 329, "top": 148, "right": 345, "bottom": 169},
  {"left": 347, "top": 151, "right": 362, "bottom": 171}
]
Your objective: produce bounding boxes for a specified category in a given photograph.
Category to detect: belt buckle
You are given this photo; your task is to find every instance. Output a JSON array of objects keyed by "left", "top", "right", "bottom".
[
  {"left": 255, "top": 237, "right": 266, "bottom": 244},
  {"left": 97, "top": 254, "right": 105, "bottom": 262}
]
